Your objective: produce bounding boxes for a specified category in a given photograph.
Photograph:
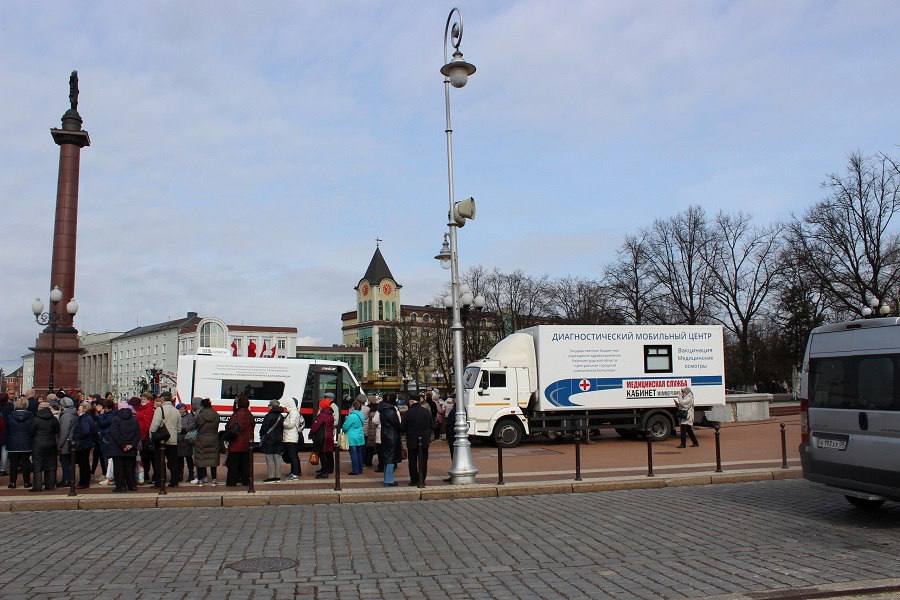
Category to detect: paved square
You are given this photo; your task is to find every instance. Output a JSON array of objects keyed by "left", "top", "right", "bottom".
[{"left": 0, "top": 480, "right": 898, "bottom": 599}]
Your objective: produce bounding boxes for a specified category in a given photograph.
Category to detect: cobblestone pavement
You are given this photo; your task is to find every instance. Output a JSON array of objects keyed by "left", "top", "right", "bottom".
[{"left": 1, "top": 479, "right": 898, "bottom": 599}]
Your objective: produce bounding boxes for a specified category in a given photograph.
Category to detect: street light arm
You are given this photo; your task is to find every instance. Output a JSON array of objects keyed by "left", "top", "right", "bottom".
[{"left": 444, "top": 7, "right": 464, "bottom": 67}]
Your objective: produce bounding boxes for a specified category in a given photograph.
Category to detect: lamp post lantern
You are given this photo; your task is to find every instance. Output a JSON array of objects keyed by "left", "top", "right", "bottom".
[
  {"left": 438, "top": 7, "right": 479, "bottom": 485},
  {"left": 32, "top": 285, "right": 79, "bottom": 392}
]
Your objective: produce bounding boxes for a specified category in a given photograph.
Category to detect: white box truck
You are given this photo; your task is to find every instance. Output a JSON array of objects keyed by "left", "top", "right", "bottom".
[
  {"left": 463, "top": 325, "right": 726, "bottom": 446},
  {"left": 175, "top": 352, "right": 364, "bottom": 443}
]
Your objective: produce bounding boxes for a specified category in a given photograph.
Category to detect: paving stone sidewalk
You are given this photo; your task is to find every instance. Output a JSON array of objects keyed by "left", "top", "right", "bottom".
[{"left": 0, "top": 479, "right": 898, "bottom": 599}]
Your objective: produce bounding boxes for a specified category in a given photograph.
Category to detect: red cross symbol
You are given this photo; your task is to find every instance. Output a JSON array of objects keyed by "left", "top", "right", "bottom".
[{"left": 578, "top": 379, "right": 591, "bottom": 391}]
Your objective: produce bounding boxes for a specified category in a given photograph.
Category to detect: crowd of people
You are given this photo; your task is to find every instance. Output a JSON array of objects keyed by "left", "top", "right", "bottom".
[{"left": 0, "top": 387, "right": 459, "bottom": 493}]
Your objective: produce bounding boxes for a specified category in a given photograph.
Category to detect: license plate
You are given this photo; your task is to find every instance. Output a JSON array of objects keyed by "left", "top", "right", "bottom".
[{"left": 816, "top": 438, "right": 847, "bottom": 451}]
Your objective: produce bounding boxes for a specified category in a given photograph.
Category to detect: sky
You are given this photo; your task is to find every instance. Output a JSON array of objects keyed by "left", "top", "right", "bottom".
[{"left": 2, "top": 0, "right": 900, "bottom": 374}]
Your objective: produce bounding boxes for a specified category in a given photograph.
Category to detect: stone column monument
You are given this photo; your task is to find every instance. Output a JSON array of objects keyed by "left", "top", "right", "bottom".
[{"left": 32, "top": 71, "right": 91, "bottom": 396}]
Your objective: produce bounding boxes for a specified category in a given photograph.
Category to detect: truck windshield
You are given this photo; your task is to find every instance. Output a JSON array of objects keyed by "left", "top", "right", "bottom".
[{"left": 463, "top": 367, "right": 481, "bottom": 390}]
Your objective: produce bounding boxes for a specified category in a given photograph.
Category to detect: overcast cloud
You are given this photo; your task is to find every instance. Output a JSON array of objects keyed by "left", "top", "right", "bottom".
[{"left": 2, "top": 1, "right": 900, "bottom": 372}]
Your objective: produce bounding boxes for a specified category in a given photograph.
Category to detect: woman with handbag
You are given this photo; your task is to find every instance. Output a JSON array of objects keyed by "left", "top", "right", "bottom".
[
  {"left": 224, "top": 395, "right": 254, "bottom": 487},
  {"left": 342, "top": 400, "right": 366, "bottom": 475},
  {"left": 675, "top": 386, "right": 699, "bottom": 448},
  {"left": 259, "top": 399, "right": 285, "bottom": 482},
  {"left": 193, "top": 398, "right": 220, "bottom": 486},
  {"left": 309, "top": 399, "right": 334, "bottom": 479},
  {"left": 378, "top": 395, "right": 403, "bottom": 487},
  {"left": 281, "top": 398, "right": 302, "bottom": 480}
]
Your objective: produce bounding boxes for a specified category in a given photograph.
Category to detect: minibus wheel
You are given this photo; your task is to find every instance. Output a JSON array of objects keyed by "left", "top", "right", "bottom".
[{"left": 846, "top": 496, "right": 885, "bottom": 510}]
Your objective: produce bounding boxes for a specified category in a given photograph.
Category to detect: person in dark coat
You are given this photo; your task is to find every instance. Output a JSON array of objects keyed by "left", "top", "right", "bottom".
[
  {"left": 403, "top": 397, "right": 434, "bottom": 487},
  {"left": 6, "top": 397, "right": 34, "bottom": 488},
  {"left": 74, "top": 402, "right": 97, "bottom": 488},
  {"left": 445, "top": 399, "right": 457, "bottom": 458},
  {"left": 176, "top": 403, "right": 197, "bottom": 484},
  {"left": 31, "top": 402, "right": 60, "bottom": 491},
  {"left": 259, "top": 400, "right": 285, "bottom": 482},
  {"left": 108, "top": 406, "right": 141, "bottom": 492},
  {"left": 309, "top": 399, "right": 335, "bottom": 479},
  {"left": 0, "top": 392, "right": 9, "bottom": 476},
  {"left": 378, "top": 396, "right": 403, "bottom": 487},
  {"left": 193, "top": 399, "right": 220, "bottom": 485},
  {"left": 96, "top": 400, "right": 115, "bottom": 483},
  {"left": 225, "top": 395, "right": 254, "bottom": 487}
]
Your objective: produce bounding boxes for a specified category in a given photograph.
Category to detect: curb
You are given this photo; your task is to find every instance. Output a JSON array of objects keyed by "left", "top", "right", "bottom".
[{"left": 0, "top": 467, "right": 802, "bottom": 512}]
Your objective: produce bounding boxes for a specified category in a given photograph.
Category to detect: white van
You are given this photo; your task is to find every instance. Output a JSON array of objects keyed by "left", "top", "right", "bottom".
[
  {"left": 175, "top": 353, "right": 363, "bottom": 443},
  {"left": 800, "top": 317, "right": 900, "bottom": 509}
]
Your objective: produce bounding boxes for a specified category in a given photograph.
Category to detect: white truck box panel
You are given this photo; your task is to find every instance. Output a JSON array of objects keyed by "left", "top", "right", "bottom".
[{"left": 527, "top": 325, "right": 726, "bottom": 412}]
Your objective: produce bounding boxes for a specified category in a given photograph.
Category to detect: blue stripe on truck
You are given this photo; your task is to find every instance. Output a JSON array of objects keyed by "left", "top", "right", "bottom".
[{"left": 544, "top": 375, "right": 724, "bottom": 408}]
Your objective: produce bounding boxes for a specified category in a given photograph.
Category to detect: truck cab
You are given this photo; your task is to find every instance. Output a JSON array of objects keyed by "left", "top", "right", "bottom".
[{"left": 464, "top": 333, "right": 537, "bottom": 446}]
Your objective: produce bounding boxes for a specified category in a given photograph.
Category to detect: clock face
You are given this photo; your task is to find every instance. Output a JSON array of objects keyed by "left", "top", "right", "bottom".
[
  {"left": 382, "top": 282, "right": 393, "bottom": 296},
  {"left": 361, "top": 283, "right": 369, "bottom": 296}
]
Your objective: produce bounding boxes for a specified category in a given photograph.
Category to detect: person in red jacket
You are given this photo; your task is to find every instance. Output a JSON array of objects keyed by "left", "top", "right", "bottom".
[
  {"left": 310, "top": 398, "right": 335, "bottom": 479},
  {"left": 225, "top": 395, "right": 254, "bottom": 487},
  {"left": 133, "top": 394, "right": 156, "bottom": 484}
]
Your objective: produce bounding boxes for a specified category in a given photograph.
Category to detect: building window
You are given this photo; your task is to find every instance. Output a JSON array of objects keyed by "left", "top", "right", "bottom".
[
  {"left": 200, "top": 322, "right": 226, "bottom": 348},
  {"left": 378, "top": 300, "right": 384, "bottom": 321},
  {"left": 378, "top": 327, "right": 397, "bottom": 377},
  {"left": 277, "top": 339, "right": 286, "bottom": 350},
  {"left": 162, "top": 343, "right": 166, "bottom": 354}
]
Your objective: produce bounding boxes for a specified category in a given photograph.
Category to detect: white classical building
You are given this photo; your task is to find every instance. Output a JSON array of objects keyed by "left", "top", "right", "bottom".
[
  {"left": 110, "top": 312, "right": 297, "bottom": 399},
  {"left": 21, "top": 353, "right": 34, "bottom": 394},
  {"left": 78, "top": 332, "right": 123, "bottom": 396}
]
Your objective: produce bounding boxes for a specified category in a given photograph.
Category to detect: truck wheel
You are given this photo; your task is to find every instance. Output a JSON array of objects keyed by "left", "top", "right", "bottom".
[
  {"left": 643, "top": 412, "right": 673, "bottom": 442},
  {"left": 493, "top": 419, "right": 524, "bottom": 448},
  {"left": 846, "top": 496, "right": 885, "bottom": 511}
]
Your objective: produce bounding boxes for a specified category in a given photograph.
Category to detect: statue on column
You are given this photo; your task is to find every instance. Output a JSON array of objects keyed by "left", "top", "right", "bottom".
[{"left": 69, "top": 70, "right": 79, "bottom": 111}]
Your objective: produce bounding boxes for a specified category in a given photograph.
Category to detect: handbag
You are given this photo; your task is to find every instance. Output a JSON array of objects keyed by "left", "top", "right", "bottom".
[
  {"left": 308, "top": 451, "right": 320, "bottom": 466},
  {"left": 676, "top": 408, "right": 688, "bottom": 420},
  {"left": 185, "top": 429, "right": 199, "bottom": 444},
  {"left": 338, "top": 431, "right": 350, "bottom": 451},
  {"left": 150, "top": 408, "right": 171, "bottom": 444},
  {"left": 223, "top": 419, "right": 240, "bottom": 442}
]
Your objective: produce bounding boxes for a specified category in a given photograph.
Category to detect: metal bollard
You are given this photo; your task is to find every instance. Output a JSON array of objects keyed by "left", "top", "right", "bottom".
[
  {"left": 575, "top": 433, "right": 583, "bottom": 481},
  {"left": 68, "top": 451, "right": 77, "bottom": 497},
  {"left": 248, "top": 446, "right": 255, "bottom": 493},
  {"left": 417, "top": 436, "right": 425, "bottom": 489},
  {"left": 158, "top": 447, "right": 167, "bottom": 495},
  {"left": 714, "top": 424, "right": 723, "bottom": 473},
  {"left": 780, "top": 422, "right": 788, "bottom": 469},
  {"left": 334, "top": 446, "right": 342, "bottom": 492},
  {"left": 497, "top": 445, "right": 505, "bottom": 486},
  {"left": 646, "top": 436, "right": 654, "bottom": 477}
]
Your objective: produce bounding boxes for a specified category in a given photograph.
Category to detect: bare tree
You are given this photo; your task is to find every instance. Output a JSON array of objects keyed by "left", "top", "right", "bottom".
[
  {"left": 547, "top": 276, "right": 622, "bottom": 324},
  {"left": 788, "top": 152, "right": 900, "bottom": 314},
  {"left": 646, "top": 206, "right": 715, "bottom": 324},
  {"left": 605, "top": 233, "right": 660, "bottom": 324},
  {"left": 480, "top": 268, "right": 552, "bottom": 334},
  {"left": 396, "top": 316, "right": 430, "bottom": 392},
  {"left": 703, "top": 212, "right": 783, "bottom": 388}
]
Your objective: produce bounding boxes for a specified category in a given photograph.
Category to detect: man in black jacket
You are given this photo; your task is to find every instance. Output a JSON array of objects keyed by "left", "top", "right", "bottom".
[{"left": 402, "top": 397, "right": 433, "bottom": 487}]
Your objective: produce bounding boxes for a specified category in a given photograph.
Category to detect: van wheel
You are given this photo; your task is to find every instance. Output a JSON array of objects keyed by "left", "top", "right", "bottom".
[
  {"left": 643, "top": 413, "right": 673, "bottom": 442},
  {"left": 493, "top": 419, "right": 524, "bottom": 448},
  {"left": 846, "top": 496, "right": 885, "bottom": 510}
]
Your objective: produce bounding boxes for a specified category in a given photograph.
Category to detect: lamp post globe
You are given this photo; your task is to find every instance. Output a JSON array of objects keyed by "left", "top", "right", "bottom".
[
  {"left": 880, "top": 304, "right": 892, "bottom": 316},
  {"left": 869, "top": 296, "right": 880, "bottom": 309},
  {"left": 66, "top": 298, "right": 79, "bottom": 315},
  {"left": 49, "top": 285, "right": 63, "bottom": 304},
  {"left": 474, "top": 294, "right": 486, "bottom": 309},
  {"left": 32, "top": 298, "right": 44, "bottom": 317},
  {"left": 862, "top": 306, "right": 873, "bottom": 317}
]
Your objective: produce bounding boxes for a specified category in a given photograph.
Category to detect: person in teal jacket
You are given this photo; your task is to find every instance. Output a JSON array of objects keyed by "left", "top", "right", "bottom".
[{"left": 342, "top": 400, "right": 366, "bottom": 475}]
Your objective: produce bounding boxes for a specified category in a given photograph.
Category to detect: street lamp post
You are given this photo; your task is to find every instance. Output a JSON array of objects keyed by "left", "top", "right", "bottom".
[
  {"left": 438, "top": 7, "right": 479, "bottom": 485},
  {"left": 31, "top": 285, "right": 79, "bottom": 392}
]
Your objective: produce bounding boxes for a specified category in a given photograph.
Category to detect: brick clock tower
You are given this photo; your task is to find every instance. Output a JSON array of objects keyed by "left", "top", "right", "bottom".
[{"left": 32, "top": 71, "right": 90, "bottom": 396}]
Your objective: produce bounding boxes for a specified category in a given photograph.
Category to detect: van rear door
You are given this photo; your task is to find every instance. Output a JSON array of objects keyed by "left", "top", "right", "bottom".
[{"left": 806, "top": 351, "right": 900, "bottom": 496}]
